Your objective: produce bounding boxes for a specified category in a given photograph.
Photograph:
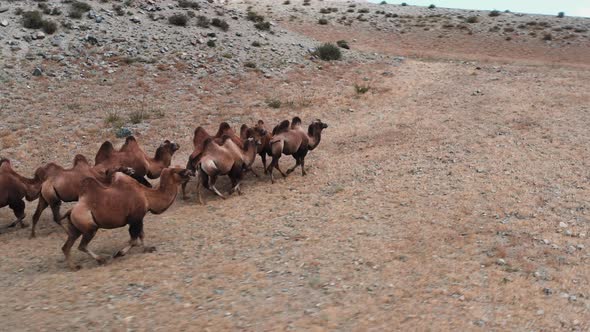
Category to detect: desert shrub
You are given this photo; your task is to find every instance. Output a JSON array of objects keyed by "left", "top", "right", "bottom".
[
  {"left": 22, "top": 11, "right": 44, "bottom": 29},
  {"left": 401, "top": 3, "right": 408, "bottom": 6},
  {"left": 129, "top": 111, "right": 148, "bottom": 124},
  {"left": 50, "top": 7, "right": 62, "bottom": 15},
  {"left": 336, "top": 40, "right": 349, "bottom": 49},
  {"left": 465, "top": 16, "right": 478, "bottom": 23},
  {"left": 207, "top": 40, "right": 216, "bottom": 47},
  {"left": 247, "top": 11, "right": 264, "bottom": 22},
  {"left": 169, "top": 13, "right": 188, "bottom": 26},
  {"left": 381, "top": 1, "right": 387, "bottom": 4},
  {"left": 318, "top": 18, "right": 328, "bottom": 25},
  {"left": 196, "top": 15, "right": 210, "bottom": 27},
  {"left": 211, "top": 18, "right": 229, "bottom": 31},
  {"left": 254, "top": 21, "right": 271, "bottom": 30},
  {"left": 41, "top": 20, "right": 57, "bottom": 34},
  {"left": 315, "top": 43, "right": 341, "bottom": 61},
  {"left": 543, "top": 33, "right": 552, "bottom": 40},
  {"left": 320, "top": 8, "right": 330, "bottom": 14},
  {"left": 358, "top": 8, "right": 369, "bottom": 13},
  {"left": 489, "top": 10, "right": 501, "bottom": 17},
  {"left": 71, "top": 1, "right": 91, "bottom": 12},
  {"left": 347, "top": 9, "right": 354, "bottom": 13},
  {"left": 251, "top": 41, "right": 261, "bottom": 47},
  {"left": 244, "top": 61, "right": 256, "bottom": 68},
  {"left": 113, "top": 4, "right": 125, "bottom": 16},
  {"left": 303, "top": 0, "right": 311, "bottom": 6},
  {"left": 283, "top": 0, "right": 290, "bottom": 4},
  {"left": 68, "top": 8, "right": 83, "bottom": 19},
  {"left": 105, "top": 111, "right": 123, "bottom": 127},
  {"left": 178, "top": 0, "right": 200, "bottom": 9},
  {"left": 557, "top": 12, "right": 565, "bottom": 18},
  {"left": 355, "top": 83, "right": 370, "bottom": 94},
  {"left": 266, "top": 99, "right": 282, "bottom": 108},
  {"left": 428, "top": 4, "right": 435, "bottom": 9}
]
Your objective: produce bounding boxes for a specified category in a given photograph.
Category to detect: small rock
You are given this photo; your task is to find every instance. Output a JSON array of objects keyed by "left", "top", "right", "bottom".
[
  {"left": 32, "top": 67, "right": 43, "bottom": 76},
  {"left": 542, "top": 288, "right": 553, "bottom": 295},
  {"left": 559, "top": 222, "right": 567, "bottom": 228},
  {"left": 130, "top": 17, "right": 141, "bottom": 23},
  {"left": 536, "top": 309, "right": 544, "bottom": 315},
  {"left": 35, "top": 31, "right": 45, "bottom": 39},
  {"left": 0, "top": 20, "right": 8, "bottom": 27},
  {"left": 569, "top": 295, "right": 577, "bottom": 302},
  {"left": 496, "top": 258, "right": 506, "bottom": 266},
  {"left": 576, "top": 244, "right": 584, "bottom": 250}
]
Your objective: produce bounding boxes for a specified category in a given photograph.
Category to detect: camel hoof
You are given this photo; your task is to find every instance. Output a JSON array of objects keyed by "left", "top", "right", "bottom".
[
  {"left": 20, "top": 222, "right": 29, "bottom": 228},
  {"left": 144, "top": 246, "right": 156, "bottom": 253},
  {"left": 69, "top": 264, "right": 81, "bottom": 271},
  {"left": 96, "top": 256, "right": 108, "bottom": 265},
  {"left": 113, "top": 251, "right": 125, "bottom": 258}
]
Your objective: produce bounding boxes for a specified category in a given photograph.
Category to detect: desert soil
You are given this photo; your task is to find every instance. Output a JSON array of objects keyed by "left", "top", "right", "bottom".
[{"left": 1, "top": 0, "right": 590, "bottom": 331}]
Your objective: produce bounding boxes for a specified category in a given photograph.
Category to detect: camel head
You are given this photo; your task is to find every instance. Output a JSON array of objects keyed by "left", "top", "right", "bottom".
[
  {"left": 155, "top": 140, "right": 180, "bottom": 161},
  {"left": 163, "top": 167, "right": 195, "bottom": 185},
  {"left": 310, "top": 119, "right": 328, "bottom": 131},
  {"left": 243, "top": 127, "right": 264, "bottom": 147}
]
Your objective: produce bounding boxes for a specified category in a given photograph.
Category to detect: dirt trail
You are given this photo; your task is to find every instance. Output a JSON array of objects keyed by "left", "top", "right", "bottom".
[{"left": 1, "top": 57, "right": 590, "bottom": 330}]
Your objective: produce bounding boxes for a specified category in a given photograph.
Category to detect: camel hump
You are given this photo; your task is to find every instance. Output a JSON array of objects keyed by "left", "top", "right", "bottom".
[
  {"left": 273, "top": 120, "right": 290, "bottom": 135},
  {"left": 120, "top": 136, "right": 138, "bottom": 151},
  {"left": 291, "top": 116, "right": 302, "bottom": 128},
  {"left": 240, "top": 124, "right": 249, "bottom": 139},
  {"left": 95, "top": 141, "right": 115, "bottom": 164},
  {"left": 193, "top": 127, "right": 211, "bottom": 146},
  {"left": 73, "top": 154, "right": 89, "bottom": 167}
]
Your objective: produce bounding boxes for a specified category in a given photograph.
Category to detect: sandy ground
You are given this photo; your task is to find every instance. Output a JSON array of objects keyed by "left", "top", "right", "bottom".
[{"left": 1, "top": 2, "right": 590, "bottom": 331}]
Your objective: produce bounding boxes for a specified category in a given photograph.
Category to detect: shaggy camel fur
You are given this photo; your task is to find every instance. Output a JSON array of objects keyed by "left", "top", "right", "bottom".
[
  {"left": 30, "top": 154, "right": 134, "bottom": 238},
  {"left": 0, "top": 159, "right": 46, "bottom": 228},
  {"left": 267, "top": 117, "right": 328, "bottom": 183},
  {"left": 241, "top": 120, "right": 272, "bottom": 174},
  {"left": 196, "top": 136, "right": 259, "bottom": 204},
  {"left": 94, "top": 136, "right": 179, "bottom": 187},
  {"left": 61, "top": 167, "right": 193, "bottom": 270},
  {"left": 183, "top": 122, "right": 258, "bottom": 199}
]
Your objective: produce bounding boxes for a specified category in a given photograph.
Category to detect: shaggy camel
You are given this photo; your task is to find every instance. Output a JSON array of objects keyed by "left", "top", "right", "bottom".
[
  {"left": 0, "top": 159, "right": 46, "bottom": 228},
  {"left": 240, "top": 120, "right": 272, "bottom": 174},
  {"left": 196, "top": 136, "right": 259, "bottom": 204},
  {"left": 94, "top": 136, "right": 179, "bottom": 187},
  {"left": 61, "top": 167, "right": 193, "bottom": 270},
  {"left": 30, "top": 154, "right": 134, "bottom": 238},
  {"left": 182, "top": 122, "right": 257, "bottom": 199},
  {"left": 267, "top": 117, "right": 328, "bottom": 183}
]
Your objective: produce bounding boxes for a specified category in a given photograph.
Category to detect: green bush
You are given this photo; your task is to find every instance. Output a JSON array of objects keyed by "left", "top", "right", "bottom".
[
  {"left": 169, "top": 13, "right": 188, "bottom": 26},
  {"left": 41, "top": 20, "right": 57, "bottom": 34},
  {"left": 336, "top": 40, "right": 349, "bottom": 49},
  {"left": 247, "top": 11, "right": 264, "bottom": 22},
  {"left": 428, "top": 4, "right": 436, "bottom": 9},
  {"left": 318, "top": 18, "right": 328, "bottom": 25},
  {"left": 22, "top": 11, "right": 44, "bottom": 29},
  {"left": 71, "top": 1, "right": 91, "bottom": 12},
  {"left": 489, "top": 10, "right": 501, "bottom": 17},
  {"left": 196, "top": 15, "right": 210, "bottom": 27},
  {"left": 207, "top": 40, "right": 216, "bottom": 47},
  {"left": 557, "top": 12, "right": 565, "bottom": 18},
  {"left": 465, "top": 16, "right": 478, "bottom": 23},
  {"left": 211, "top": 18, "right": 229, "bottom": 31},
  {"left": 178, "top": 0, "right": 200, "bottom": 9},
  {"left": 254, "top": 21, "right": 271, "bottom": 30},
  {"left": 315, "top": 43, "right": 341, "bottom": 61}
]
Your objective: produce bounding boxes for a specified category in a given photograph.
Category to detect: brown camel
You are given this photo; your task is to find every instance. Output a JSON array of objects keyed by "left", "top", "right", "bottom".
[
  {"left": 183, "top": 122, "right": 258, "bottom": 199},
  {"left": 60, "top": 167, "right": 194, "bottom": 270},
  {"left": 0, "top": 159, "right": 46, "bottom": 228},
  {"left": 196, "top": 136, "right": 259, "bottom": 204},
  {"left": 30, "top": 154, "right": 134, "bottom": 238},
  {"left": 267, "top": 117, "right": 328, "bottom": 183},
  {"left": 240, "top": 120, "right": 272, "bottom": 174},
  {"left": 94, "top": 136, "right": 179, "bottom": 187}
]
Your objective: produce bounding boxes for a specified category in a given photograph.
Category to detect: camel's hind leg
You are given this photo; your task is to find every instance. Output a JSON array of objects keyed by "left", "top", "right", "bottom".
[
  {"left": 78, "top": 227, "right": 107, "bottom": 265},
  {"left": 7, "top": 199, "right": 26, "bottom": 228},
  {"left": 61, "top": 219, "right": 82, "bottom": 271},
  {"left": 208, "top": 175, "right": 225, "bottom": 199},
  {"left": 261, "top": 154, "right": 268, "bottom": 174},
  {"left": 300, "top": 157, "right": 307, "bottom": 176},
  {"left": 286, "top": 157, "right": 301, "bottom": 175},
  {"left": 30, "top": 197, "right": 49, "bottom": 238}
]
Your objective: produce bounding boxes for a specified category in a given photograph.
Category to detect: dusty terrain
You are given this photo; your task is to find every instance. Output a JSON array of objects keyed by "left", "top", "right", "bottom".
[{"left": 1, "top": 0, "right": 590, "bottom": 331}]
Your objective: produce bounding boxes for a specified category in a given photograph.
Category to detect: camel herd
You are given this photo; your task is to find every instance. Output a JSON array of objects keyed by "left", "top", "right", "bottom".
[{"left": 0, "top": 117, "right": 328, "bottom": 270}]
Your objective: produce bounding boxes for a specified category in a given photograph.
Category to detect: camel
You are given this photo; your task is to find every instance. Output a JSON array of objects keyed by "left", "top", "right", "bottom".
[
  {"left": 183, "top": 122, "right": 258, "bottom": 199},
  {"left": 240, "top": 120, "right": 272, "bottom": 174},
  {"left": 196, "top": 135, "right": 259, "bottom": 204},
  {"left": 29, "top": 154, "right": 134, "bottom": 238},
  {"left": 0, "top": 159, "right": 46, "bottom": 228},
  {"left": 60, "top": 167, "right": 194, "bottom": 270},
  {"left": 94, "top": 136, "right": 179, "bottom": 187},
  {"left": 267, "top": 117, "right": 328, "bottom": 183}
]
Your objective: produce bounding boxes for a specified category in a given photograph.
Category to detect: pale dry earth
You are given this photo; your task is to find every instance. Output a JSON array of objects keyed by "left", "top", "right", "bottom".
[{"left": 1, "top": 0, "right": 590, "bottom": 331}]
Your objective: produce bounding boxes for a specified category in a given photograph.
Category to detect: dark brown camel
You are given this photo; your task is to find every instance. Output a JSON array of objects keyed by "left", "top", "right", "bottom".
[
  {"left": 0, "top": 159, "right": 46, "bottom": 228},
  {"left": 61, "top": 167, "right": 193, "bottom": 270},
  {"left": 94, "top": 136, "right": 179, "bottom": 187},
  {"left": 196, "top": 136, "right": 259, "bottom": 204},
  {"left": 267, "top": 117, "right": 328, "bottom": 183},
  {"left": 240, "top": 120, "right": 272, "bottom": 174},
  {"left": 30, "top": 154, "right": 134, "bottom": 238}
]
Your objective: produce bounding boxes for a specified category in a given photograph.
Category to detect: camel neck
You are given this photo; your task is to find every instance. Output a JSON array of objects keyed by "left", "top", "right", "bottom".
[
  {"left": 14, "top": 172, "right": 41, "bottom": 201},
  {"left": 145, "top": 173, "right": 177, "bottom": 214},
  {"left": 308, "top": 127, "right": 323, "bottom": 151}
]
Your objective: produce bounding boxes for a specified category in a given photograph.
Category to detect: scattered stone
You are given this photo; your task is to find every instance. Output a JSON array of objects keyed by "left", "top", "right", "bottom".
[
  {"left": 559, "top": 221, "right": 568, "bottom": 228},
  {"left": 34, "top": 31, "right": 46, "bottom": 40},
  {"left": 542, "top": 288, "right": 553, "bottom": 295},
  {"left": 0, "top": 20, "right": 8, "bottom": 27},
  {"left": 496, "top": 258, "right": 506, "bottom": 266},
  {"left": 32, "top": 67, "right": 43, "bottom": 76},
  {"left": 130, "top": 17, "right": 141, "bottom": 24}
]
